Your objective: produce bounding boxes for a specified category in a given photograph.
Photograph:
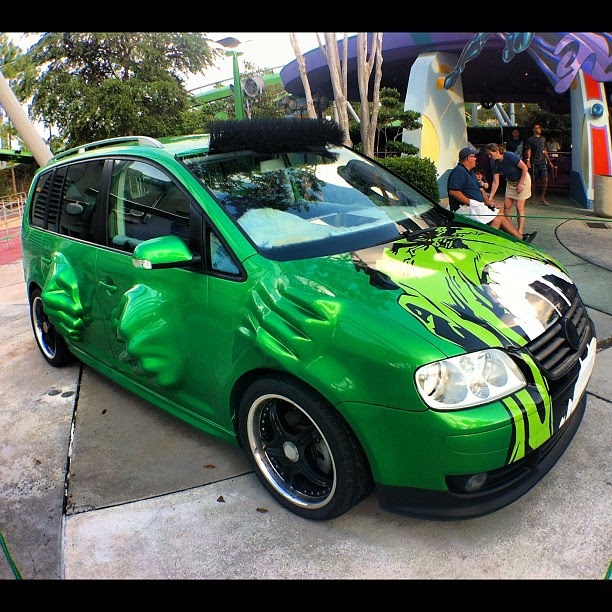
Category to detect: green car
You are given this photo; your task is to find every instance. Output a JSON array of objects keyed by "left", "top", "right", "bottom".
[{"left": 21, "top": 119, "right": 597, "bottom": 521}]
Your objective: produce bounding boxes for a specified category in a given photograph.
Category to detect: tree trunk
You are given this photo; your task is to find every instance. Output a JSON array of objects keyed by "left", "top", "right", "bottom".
[
  {"left": 321, "top": 33, "right": 352, "bottom": 147},
  {"left": 288, "top": 33, "right": 386, "bottom": 151},
  {"left": 357, "top": 33, "right": 383, "bottom": 158},
  {"left": 288, "top": 34, "right": 318, "bottom": 119}
]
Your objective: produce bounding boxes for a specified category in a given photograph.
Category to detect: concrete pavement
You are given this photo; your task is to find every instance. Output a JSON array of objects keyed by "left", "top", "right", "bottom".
[{"left": 1, "top": 189, "right": 611, "bottom": 580}]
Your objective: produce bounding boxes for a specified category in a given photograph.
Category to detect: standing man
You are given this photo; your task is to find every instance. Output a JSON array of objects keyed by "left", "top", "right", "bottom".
[
  {"left": 505, "top": 128, "right": 525, "bottom": 158},
  {"left": 447, "top": 146, "right": 536, "bottom": 242},
  {"left": 525, "top": 123, "right": 555, "bottom": 205}
]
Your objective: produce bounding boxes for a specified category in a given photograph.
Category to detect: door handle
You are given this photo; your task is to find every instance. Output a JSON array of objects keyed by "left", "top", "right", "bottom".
[{"left": 99, "top": 279, "right": 117, "bottom": 293}]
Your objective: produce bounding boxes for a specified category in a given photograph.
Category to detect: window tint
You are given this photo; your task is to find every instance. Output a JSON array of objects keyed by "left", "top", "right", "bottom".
[
  {"left": 30, "top": 160, "right": 105, "bottom": 241},
  {"left": 30, "top": 170, "right": 57, "bottom": 230},
  {"left": 209, "top": 230, "right": 240, "bottom": 275},
  {"left": 182, "top": 147, "right": 435, "bottom": 260},
  {"left": 59, "top": 161, "right": 105, "bottom": 240},
  {"left": 108, "top": 159, "right": 190, "bottom": 253}
]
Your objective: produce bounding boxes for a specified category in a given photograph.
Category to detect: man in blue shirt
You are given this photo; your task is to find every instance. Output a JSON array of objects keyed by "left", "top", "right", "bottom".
[{"left": 447, "top": 146, "right": 536, "bottom": 242}]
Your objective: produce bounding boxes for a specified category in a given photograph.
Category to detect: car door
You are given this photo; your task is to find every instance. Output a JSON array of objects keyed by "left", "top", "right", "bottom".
[
  {"left": 94, "top": 157, "right": 246, "bottom": 426},
  {"left": 33, "top": 159, "right": 121, "bottom": 365}
]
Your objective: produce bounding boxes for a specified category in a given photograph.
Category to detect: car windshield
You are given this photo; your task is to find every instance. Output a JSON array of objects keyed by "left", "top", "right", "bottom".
[{"left": 182, "top": 145, "right": 446, "bottom": 260}]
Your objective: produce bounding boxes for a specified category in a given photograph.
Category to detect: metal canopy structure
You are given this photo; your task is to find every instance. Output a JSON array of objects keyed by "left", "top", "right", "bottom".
[
  {"left": 0, "top": 148, "right": 34, "bottom": 163},
  {"left": 280, "top": 32, "right": 612, "bottom": 115}
]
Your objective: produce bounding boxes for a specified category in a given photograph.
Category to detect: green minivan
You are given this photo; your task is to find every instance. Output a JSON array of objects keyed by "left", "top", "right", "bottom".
[{"left": 21, "top": 119, "right": 597, "bottom": 521}]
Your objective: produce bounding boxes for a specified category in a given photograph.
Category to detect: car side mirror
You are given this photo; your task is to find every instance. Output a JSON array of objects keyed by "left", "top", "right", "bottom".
[{"left": 132, "top": 235, "right": 201, "bottom": 269}]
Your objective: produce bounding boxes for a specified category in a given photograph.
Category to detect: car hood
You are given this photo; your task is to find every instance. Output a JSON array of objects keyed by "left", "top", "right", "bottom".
[{"left": 298, "top": 224, "right": 577, "bottom": 354}]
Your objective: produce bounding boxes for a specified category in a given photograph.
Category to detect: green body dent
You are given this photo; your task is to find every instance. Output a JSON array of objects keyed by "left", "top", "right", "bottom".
[
  {"left": 112, "top": 284, "right": 187, "bottom": 388},
  {"left": 41, "top": 253, "right": 89, "bottom": 342}
]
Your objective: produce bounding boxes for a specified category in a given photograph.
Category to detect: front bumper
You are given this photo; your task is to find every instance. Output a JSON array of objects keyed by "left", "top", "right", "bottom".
[
  {"left": 337, "top": 320, "right": 596, "bottom": 520},
  {"left": 375, "top": 391, "right": 587, "bottom": 520}
]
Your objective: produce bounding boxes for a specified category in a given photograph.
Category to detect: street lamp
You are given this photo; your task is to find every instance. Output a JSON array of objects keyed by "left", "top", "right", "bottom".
[
  {"left": 228, "top": 50, "right": 245, "bottom": 120},
  {"left": 215, "top": 37, "right": 250, "bottom": 121}
]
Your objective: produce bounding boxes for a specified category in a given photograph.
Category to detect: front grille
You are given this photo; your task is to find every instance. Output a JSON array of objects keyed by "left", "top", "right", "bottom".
[{"left": 525, "top": 296, "right": 591, "bottom": 380}]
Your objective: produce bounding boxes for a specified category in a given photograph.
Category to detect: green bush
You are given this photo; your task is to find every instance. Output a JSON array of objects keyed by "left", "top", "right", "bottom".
[{"left": 378, "top": 156, "right": 440, "bottom": 202}]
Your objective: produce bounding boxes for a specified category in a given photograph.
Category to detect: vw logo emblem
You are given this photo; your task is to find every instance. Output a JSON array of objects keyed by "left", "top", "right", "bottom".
[{"left": 562, "top": 319, "right": 580, "bottom": 351}]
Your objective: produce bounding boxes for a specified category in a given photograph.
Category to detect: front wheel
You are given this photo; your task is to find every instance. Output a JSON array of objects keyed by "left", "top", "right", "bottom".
[
  {"left": 238, "top": 376, "right": 373, "bottom": 521},
  {"left": 29, "top": 286, "right": 75, "bottom": 367}
]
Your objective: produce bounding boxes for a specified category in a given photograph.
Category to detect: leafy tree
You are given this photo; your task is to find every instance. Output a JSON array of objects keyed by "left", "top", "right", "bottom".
[
  {"left": 0, "top": 33, "right": 38, "bottom": 84},
  {"left": 15, "top": 32, "right": 218, "bottom": 147},
  {"left": 0, "top": 33, "right": 38, "bottom": 149},
  {"left": 348, "top": 87, "right": 421, "bottom": 157},
  {"left": 0, "top": 160, "right": 36, "bottom": 196},
  {"left": 350, "top": 87, "right": 421, "bottom": 157},
  {"left": 0, "top": 33, "right": 21, "bottom": 79},
  {"left": 375, "top": 87, "right": 420, "bottom": 156},
  {"left": 182, "top": 98, "right": 227, "bottom": 133},
  {"left": 247, "top": 83, "right": 287, "bottom": 119}
]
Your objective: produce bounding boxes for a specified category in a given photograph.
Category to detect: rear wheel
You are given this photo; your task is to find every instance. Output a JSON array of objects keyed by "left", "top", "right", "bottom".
[
  {"left": 30, "top": 286, "right": 75, "bottom": 367},
  {"left": 238, "top": 375, "right": 373, "bottom": 521}
]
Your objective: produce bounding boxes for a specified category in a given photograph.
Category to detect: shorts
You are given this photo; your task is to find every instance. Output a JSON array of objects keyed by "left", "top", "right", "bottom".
[
  {"left": 530, "top": 160, "right": 547, "bottom": 181},
  {"left": 454, "top": 200, "right": 500, "bottom": 225},
  {"left": 506, "top": 173, "right": 532, "bottom": 200}
]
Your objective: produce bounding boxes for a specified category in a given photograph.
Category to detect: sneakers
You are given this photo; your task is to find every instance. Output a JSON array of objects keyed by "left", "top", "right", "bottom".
[
  {"left": 540, "top": 200, "right": 549, "bottom": 206},
  {"left": 522, "top": 231, "right": 537, "bottom": 243}
]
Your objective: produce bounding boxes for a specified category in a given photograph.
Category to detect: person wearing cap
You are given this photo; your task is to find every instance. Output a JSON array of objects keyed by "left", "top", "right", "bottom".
[{"left": 447, "top": 146, "right": 537, "bottom": 243}]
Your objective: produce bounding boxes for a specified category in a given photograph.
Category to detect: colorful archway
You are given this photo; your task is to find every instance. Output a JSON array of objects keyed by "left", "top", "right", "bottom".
[{"left": 281, "top": 32, "right": 612, "bottom": 209}]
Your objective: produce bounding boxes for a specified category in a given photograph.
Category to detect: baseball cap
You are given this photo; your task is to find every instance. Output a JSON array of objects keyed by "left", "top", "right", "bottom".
[{"left": 459, "top": 146, "right": 479, "bottom": 160}]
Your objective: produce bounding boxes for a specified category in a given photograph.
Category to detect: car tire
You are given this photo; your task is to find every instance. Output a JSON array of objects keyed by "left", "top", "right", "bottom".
[
  {"left": 29, "top": 286, "right": 75, "bottom": 367},
  {"left": 238, "top": 375, "right": 373, "bottom": 521}
]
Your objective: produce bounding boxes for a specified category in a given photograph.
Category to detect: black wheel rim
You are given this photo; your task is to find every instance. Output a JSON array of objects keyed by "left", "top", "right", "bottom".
[
  {"left": 32, "top": 295, "right": 57, "bottom": 360},
  {"left": 246, "top": 393, "right": 336, "bottom": 510}
]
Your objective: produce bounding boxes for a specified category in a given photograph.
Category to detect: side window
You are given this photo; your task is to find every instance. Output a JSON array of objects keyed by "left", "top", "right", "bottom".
[
  {"left": 30, "top": 170, "right": 56, "bottom": 229},
  {"left": 108, "top": 159, "right": 190, "bottom": 253},
  {"left": 209, "top": 229, "right": 240, "bottom": 275},
  {"left": 58, "top": 160, "right": 105, "bottom": 240},
  {"left": 30, "top": 160, "right": 104, "bottom": 238}
]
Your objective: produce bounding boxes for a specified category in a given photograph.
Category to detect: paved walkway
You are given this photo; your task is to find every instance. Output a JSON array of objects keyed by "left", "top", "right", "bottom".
[{"left": 0, "top": 216, "right": 21, "bottom": 265}]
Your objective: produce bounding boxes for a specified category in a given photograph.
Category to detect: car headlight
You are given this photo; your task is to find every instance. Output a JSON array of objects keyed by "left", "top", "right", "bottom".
[{"left": 415, "top": 349, "right": 526, "bottom": 410}]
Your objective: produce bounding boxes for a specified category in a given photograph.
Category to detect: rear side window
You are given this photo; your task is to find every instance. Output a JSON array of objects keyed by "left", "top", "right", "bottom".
[{"left": 30, "top": 160, "right": 106, "bottom": 241}]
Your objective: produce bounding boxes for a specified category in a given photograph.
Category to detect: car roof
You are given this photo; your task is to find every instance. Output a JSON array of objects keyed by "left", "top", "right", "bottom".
[
  {"left": 41, "top": 134, "right": 211, "bottom": 168},
  {"left": 43, "top": 119, "right": 347, "bottom": 168}
]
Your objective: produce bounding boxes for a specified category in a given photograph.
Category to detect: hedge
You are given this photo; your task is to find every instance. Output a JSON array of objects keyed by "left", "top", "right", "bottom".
[{"left": 378, "top": 155, "right": 440, "bottom": 202}]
